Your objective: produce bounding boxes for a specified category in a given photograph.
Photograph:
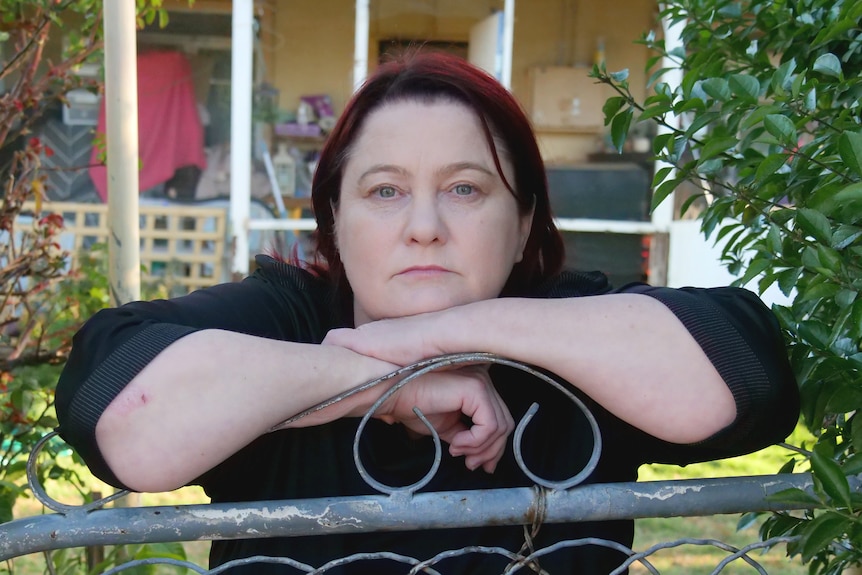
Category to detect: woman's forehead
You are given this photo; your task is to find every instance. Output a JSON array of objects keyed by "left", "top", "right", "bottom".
[{"left": 345, "top": 99, "right": 510, "bottom": 171}]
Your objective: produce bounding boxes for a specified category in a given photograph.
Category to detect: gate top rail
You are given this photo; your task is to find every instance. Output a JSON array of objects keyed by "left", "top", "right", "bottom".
[{"left": 0, "top": 473, "right": 819, "bottom": 562}]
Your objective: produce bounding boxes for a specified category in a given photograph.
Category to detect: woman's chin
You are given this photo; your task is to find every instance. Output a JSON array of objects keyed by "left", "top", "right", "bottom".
[{"left": 374, "top": 294, "right": 473, "bottom": 320}]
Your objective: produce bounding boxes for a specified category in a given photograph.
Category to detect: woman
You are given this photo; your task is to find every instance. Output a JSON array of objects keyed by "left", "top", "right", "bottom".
[{"left": 56, "top": 52, "right": 799, "bottom": 574}]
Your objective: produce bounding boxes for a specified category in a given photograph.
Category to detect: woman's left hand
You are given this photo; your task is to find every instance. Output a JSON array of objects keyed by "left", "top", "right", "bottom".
[{"left": 323, "top": 311, "right": 451, "bottom": 366}]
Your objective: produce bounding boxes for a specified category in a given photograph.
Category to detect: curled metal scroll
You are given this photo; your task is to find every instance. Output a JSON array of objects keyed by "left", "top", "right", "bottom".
[
  {"left": 281, "top": 352, "right": 602, "bottom": 495},
  {"left": 27, "top": 430, "right": 131, "bottom": 514}
]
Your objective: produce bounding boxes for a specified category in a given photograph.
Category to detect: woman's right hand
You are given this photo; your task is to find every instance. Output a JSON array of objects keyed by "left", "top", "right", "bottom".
[{"left": 370, "top": 366, "right": 514, "bottom": 474}]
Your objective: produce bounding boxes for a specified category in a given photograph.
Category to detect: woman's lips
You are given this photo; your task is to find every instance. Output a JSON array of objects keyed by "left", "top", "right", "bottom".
[{"left": 397, "top": 265, "right": 451, "bottom": 277}]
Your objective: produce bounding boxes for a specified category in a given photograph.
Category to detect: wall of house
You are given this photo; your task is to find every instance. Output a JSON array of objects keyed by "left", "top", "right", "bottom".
[{"left": 265, "top": 0, "right": 658, "bottom": 165}]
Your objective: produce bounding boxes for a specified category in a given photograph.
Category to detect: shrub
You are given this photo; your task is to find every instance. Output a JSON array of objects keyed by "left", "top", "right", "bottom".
[{"left": 596, "top": 0, "right": 862, "bottom": 572}]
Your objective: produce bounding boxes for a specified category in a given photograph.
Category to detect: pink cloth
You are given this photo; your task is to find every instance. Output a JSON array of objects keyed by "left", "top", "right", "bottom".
[{"left": 89, "top": 51, "right": 206, "bottom": 201}]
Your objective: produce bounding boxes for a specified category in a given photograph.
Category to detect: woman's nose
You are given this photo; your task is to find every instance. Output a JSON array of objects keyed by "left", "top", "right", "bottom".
[{"left": 403, "top": 195, "right": 447, "bottom": 245}]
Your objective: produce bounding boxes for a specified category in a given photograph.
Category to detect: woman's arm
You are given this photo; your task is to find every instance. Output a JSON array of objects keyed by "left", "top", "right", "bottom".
[
  {"left": 57, "top": 262, "right": 514, "bottom": 493},
  {"left": 324, "top": 285, "right": 799, "bottom": 450},
  {"left": 92, "top": 330, "right": 389, "bottom": 492}
]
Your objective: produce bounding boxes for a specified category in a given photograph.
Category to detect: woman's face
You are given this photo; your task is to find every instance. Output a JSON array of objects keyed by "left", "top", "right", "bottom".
[{"left": 335, "top": 99, "right": 533, "bottom": 325}]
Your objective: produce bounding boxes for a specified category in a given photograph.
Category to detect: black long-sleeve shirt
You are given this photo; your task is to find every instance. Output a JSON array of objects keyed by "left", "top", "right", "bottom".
[{"left": 55, "top": 255, "right": 799, "bottom": 574}]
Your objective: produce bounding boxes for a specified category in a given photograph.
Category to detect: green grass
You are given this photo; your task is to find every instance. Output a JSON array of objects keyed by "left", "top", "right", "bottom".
[
  {"left": 629, "top": 426, "right": 814, "bottom": 575},
  {"left": 4, "top": 429, "right": 814, "bottom": 574}
]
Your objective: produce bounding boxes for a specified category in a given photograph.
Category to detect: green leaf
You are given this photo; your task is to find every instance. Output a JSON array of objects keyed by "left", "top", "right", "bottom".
[
  {"left": 799, "top": 512, "right": 849, "bottom": 563},
  {"left": 767, "top": 224, "right": 782, "bottom": 254},
  {"left": 602, "top": 97, "right": 627, "bottom": 125},
  {"left": 798, "top": 319, "right": 830, "bottom": 348},
  {"left": 767, "top": 487, "right": 819, "bottom": 507},
  {"left": 685, "top": 111, "right": 721, "bottom": 138},
  {"left": 639, "top": 104, "right": 670, "bottom": 121},
  {"left": 740, "top": 105, "right": 783, "bottom": 130},
  {"left": 728, "top": 74, "right": 760, "bottom": 101},
  {"left": 755, "top": 153, "right": 790, "bottom": 183},
  {"left": 796, "top": 208, "right": 833, "bottom": 244},
  {"left": 804, "top": 88, "right": 817, "bottom": 112},
  {"left": 715, "top": 222, "right": 744, "bottom": 244},
  {"left": 679, "top": 193, "right": 705, "bottom": 218},
  {"left": 816, "top": 245, "right": 843, "bottom": 274},
  {"left": 835, "top": 289, "right": 858, "bottom": 309},
  {"left": 609, "top": 69, "right": 630, "bottom": 83},
  {"left": 610, "top": 107, "right": 634, "bottom": 153},
  {"left": 814, "top": 15, "right": 859, "bottom": 44},
  {"left": 652, "top": 133, "right": 673, "bottom": 155},
  {"left": 764, "top": 114, "right": 798, "bottom": 147},
  {"left": 675, "top": 98, "right": 706, "bottom": 114},
  {"left": 771, "top": 58, "right": 797, "bottom": 93},
  {"left": 843, "top": 452, "right": 862, "bottom": 476},
  {"left": 832, "top": 225, "right": 862, "bottom": 250},
  {"left": 737, "top": 257, "right": 773, "bottom": 286},
  {"left": 812, "top": 53, "right": 843, "bottom": 78},
  {"left": 811, "top": 449, "right": 852, "bottom": 509},
  {"left": 833, "top": 182, "right": 862, "bottom": 207},
  {"left": 737, "top": 512, "right": 762, "bottom": 531},
  {"left": 838, "top": 131, "right": 862, "bottom": 178},
  {"left": 652, "top": 166, "right": 674, "bottom": 188},
  {"left": 798, "top": 280, "right": 840, "bottom": 301},
  {"left": 699, "top": 137, "right": 738, "bottom": 162},
  {"left": 651, "top": 177, "right": 679, "bottom": 212},
  {"left": 828, "top": 336, "right": 859, "bottom": 361},
  {"left": 777, "top": 268, "right": 801, "bottom": 296},
  {"left": 701, "top": 78, "right": 732, "bottom": 102},
  {"left": 135, "top": 541, "right": 187, "bottom": 562}
]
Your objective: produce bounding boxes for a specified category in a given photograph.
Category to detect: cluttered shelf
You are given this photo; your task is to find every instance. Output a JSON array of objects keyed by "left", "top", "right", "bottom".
[{"left": 264, "top": 94, "right": 334, "bottom": 203}]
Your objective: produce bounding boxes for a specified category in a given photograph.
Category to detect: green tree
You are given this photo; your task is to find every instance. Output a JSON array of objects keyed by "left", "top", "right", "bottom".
[{"left": 596, "top": 0, "right": 862, "bottom": 572}]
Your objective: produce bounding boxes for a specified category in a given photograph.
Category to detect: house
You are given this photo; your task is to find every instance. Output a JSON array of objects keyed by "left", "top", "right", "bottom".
[{"left": 34, "top": 0, "right": 750, "bottom": 294}]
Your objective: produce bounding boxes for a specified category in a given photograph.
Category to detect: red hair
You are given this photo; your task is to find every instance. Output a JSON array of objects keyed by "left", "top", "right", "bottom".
[{"left": 309, "top": 52, "right": 564, "bottom": 307}]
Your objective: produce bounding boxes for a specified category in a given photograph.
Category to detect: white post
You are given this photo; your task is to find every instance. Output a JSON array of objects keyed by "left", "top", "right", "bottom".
[
  {"left": 648, "top": 10, "right": 686, "bottom": 287},
  {"left": 353, "top": 0, "right": 370, "bottom": 92},
  {"left": 103, "top": 0, "right": 140, "bottom": 306},
  {"left": 651, "top": 12, "right": 685, "bottom": 232},
  {"left": 501, "top": 0, "right": 515, "bottom": 91},
  {"left": 230, "top": 0, "right": 254, "bottom": 277}
]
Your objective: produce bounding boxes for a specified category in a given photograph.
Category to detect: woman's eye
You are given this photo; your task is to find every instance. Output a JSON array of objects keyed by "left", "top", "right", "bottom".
[
  {"left": 374, "top": 186, "right": 397, "bottom": 199},
  {"left": 452, "top": 183, "right": 475, "bottom": 196}
]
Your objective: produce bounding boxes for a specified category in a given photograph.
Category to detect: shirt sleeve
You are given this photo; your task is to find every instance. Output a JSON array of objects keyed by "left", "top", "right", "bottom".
[
  {"left": 615, "top": 282, "right": 800, "bottom": 465},
  {"left": 54, "top": 257, "right": 335, "bottom": 488}
]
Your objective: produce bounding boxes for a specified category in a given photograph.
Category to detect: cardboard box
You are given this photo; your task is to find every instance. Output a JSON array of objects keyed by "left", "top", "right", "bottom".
[{"left": 528, "top": 66, "right": 606, "bottom": 132}]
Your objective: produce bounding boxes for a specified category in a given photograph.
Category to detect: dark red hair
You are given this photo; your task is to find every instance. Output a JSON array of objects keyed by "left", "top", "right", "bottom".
[{"left": 309, "top": 51, "right": 564, "bottom": 306}]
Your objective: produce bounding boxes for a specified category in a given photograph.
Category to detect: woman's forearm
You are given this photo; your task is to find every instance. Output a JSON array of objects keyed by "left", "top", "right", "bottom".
[
  {"left": 327, "top": 293, "right": 737, "bottom": 444},
  {"left": 95, "top": 329, "right": 394, "bottom": 492},
  {"left": 442, "top": 295, "right": 736, "bottom": 443}
]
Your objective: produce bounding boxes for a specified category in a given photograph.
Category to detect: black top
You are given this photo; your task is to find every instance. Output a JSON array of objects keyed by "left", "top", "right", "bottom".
[{"left": 55, "top": 255, "right": 800, "bottom": 574}]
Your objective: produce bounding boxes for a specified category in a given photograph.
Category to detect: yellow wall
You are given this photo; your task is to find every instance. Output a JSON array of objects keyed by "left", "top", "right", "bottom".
[
  {"left": 264, "top": 0, "right": 658, "bottom": 163},
  {"left": 266, "top": 0, "right": 357, "bottom": 117}
]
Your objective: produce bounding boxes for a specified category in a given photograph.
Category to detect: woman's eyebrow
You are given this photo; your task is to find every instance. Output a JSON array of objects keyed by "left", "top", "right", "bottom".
[
  {"left": 357, "top": 164, "right": 409, "bottom": 185},
  {"left": 436, "top": 162, "right": 496, "bottom": 177}
]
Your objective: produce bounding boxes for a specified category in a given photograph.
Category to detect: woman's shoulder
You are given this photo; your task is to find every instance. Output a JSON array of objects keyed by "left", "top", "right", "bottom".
[
  {"left": 250, "top": 254, "right": 345, "bottom": 327},
  {"left": 530, "top": 269, "right": 614, "bottom": 298},
  {"left": 252, "top": 254, "right": 331, "bottom": 291}
]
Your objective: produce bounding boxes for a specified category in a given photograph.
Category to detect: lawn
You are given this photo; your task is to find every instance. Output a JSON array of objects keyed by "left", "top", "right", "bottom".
[
  {"left": 630, "top": 427, "right": 813, "bottom": 575},
  {"left": 4, "top": 431, "right": 812, "bottom": 574}
]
